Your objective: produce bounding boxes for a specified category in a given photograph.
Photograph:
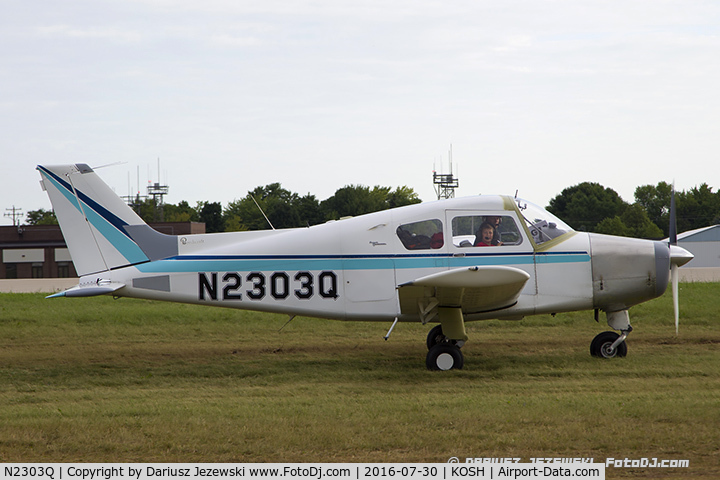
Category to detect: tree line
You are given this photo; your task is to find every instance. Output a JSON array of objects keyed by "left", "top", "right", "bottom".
[
  {"left": 24, "top": 180, "right": 720, "bottom": 239},
  {"left": 548, "top": 181, "right": 719, "bottom": 238},
  {"left": 25, "top": 184, "right": 422, "bottom": 233}
]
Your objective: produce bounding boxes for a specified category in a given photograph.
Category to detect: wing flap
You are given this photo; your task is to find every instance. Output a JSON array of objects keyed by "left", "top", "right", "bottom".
[{"left": 398, "top": 266, "right": 531, "bottom": 315}]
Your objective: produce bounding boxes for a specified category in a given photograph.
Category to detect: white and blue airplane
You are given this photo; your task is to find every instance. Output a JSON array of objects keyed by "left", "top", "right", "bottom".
[{"left": 37, "top": 164, "right": 693, "bottom": 370}]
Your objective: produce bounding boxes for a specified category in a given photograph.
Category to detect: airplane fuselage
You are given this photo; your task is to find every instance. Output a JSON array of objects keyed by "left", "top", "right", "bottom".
[{"left": 87, "top": 195, "right": 669, "bottom": 325}]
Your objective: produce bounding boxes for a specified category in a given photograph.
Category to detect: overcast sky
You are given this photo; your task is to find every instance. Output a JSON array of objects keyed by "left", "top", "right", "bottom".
[{"left": 2, "top": 0, "right": 719, "bottom": 225}]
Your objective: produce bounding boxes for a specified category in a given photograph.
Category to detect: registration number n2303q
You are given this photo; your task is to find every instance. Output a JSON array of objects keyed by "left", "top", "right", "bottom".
[{"left": 198, "top": 271, "right": 339, "bottom": 301}]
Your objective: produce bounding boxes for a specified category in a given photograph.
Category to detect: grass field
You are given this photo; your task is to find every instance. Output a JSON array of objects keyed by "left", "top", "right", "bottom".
[{"left": 1, "top": 284, "right": 719, "bottom": 478}]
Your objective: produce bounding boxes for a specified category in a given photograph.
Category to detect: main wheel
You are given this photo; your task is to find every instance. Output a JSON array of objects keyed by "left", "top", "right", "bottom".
[
  {"left": 427, "top": 324, "right": 446, "bottom": 349},
  {"left": 590, "top": 331, "right": 628, "bottom": 358},
  {"left": 426, "top": 324, "right": 463, "bottom": 350},
  {"left": 426, "top": 344, "right": 464, "bottom": 370}
]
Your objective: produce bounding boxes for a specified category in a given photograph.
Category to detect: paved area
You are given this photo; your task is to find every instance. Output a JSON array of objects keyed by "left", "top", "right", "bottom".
[{"left": 0, "top": 278, "right": 79, "bottom": 293}]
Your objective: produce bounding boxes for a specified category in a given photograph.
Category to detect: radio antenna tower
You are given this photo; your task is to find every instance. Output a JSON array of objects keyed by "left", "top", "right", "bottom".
[
  {"left": 433, "top": 145, "right": 459, "bottom": 200},
  {"left": 147, "top": 158, "right": 169, "bottom": 222}
]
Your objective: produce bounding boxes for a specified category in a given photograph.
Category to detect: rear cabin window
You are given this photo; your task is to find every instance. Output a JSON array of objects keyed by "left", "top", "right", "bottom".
[
  {"left": 451, "top": 215, "right": 522, "bottom": 247},
  {"left": 397, "top": 219, "right": 444, "bottom": 250}
]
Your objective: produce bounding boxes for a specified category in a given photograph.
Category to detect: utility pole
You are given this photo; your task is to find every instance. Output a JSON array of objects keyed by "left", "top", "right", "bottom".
[{"left": 4, "top": 206, "right": 23, "bottom": 226}]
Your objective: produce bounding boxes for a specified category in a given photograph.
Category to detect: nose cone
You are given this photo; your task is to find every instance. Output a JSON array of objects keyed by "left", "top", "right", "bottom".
[{"left": 670, "top": 244, "right": 694, "bottom": 267}]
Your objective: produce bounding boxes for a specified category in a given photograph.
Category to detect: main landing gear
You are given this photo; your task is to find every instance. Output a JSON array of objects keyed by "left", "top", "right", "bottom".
[
  {"left": 425, "top": 308, "right": 635, "bottom": 369},
  {"left": 590, "top": 309, "right": 631, "bottom": 359},
  {"left": 426, "top": 325, "right": 465, "bottom": 370},
  {"left": 425, "top": 307, "right": 468, "bottom": 371}
]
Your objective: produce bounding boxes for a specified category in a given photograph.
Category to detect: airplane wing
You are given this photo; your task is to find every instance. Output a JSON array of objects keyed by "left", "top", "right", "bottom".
[{"left": 397, "top": 265, "right": 531, "bottom": 318}]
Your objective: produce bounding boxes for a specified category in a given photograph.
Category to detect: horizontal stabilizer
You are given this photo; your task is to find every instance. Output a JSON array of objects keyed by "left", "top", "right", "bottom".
[{"left": 46, "top": 281, "right": 125, "bottom": 298}]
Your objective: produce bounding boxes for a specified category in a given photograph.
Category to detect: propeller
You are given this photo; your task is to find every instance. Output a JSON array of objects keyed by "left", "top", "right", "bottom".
[
  {"left": 668, "top": 185, "right": 694, "bottom": 335},
  {"left": 669, "top": 186, "right": 679, "bottom": 335}
]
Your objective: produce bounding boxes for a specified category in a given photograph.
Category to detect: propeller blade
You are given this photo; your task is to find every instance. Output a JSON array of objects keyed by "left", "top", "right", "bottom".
[
  {"left": 667, "top": 184, "right": 689, "bottom": 335},
  {"left": 672, "top": 264, "right": 679, "bottom": 335},
  {"left": 669, "top": 184, "right": 677, "bottom": 245},
  {"left": 669, "top": 183, "right": 679, "bottom": 335}
]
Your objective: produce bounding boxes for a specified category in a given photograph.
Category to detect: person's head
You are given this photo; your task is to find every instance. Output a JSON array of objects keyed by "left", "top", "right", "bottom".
[
  {"left": 485, "top": 216, "right": 501, "bottom": 227},
  {"left": 479, "top": 222, "right": 494, "bottom": 244}
]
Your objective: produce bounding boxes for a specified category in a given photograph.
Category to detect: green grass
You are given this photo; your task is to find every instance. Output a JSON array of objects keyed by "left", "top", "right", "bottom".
[{"left": 1, "top": 284, "right": 719, "bottom": 478}]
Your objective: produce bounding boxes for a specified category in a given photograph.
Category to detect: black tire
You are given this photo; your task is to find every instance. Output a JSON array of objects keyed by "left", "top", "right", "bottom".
[
  {"left": 590, "top": 331, "right": 628, "bottom": 358},
  {"left": 426, "top": 324, "right": 446, "bottom": 350},
  {"left": 426, "top": 344, "right": 464, "bottom": 370},
  {"left": 426, "top": 324, "right": 463, "bottom": 350}
]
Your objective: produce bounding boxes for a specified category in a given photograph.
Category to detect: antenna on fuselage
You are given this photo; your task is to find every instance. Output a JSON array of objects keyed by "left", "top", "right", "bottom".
[{"left": 251, "top": 194, "right": 275, "bottom": 230}]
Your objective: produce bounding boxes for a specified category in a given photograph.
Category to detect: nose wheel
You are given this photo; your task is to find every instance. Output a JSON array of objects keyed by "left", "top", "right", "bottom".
[{"left": 590, "top": 330, "right": 629, "bottom": 358}]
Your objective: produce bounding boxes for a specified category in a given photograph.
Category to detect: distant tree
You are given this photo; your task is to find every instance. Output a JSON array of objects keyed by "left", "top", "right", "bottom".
[
  {"left": 198, "top": 201, "right": 225, "bottom": 233},
  {"left": 164, "top": 200, "right": 199, "bottom": 223},
  {"left": 295, "top": 193, "right": 323, "bottom": 227},
  {"left": 634, "top": 182, "right": 673, "bottom": 235},
  {"left": 621, "top": 204, "right": 664, "bottom": 238},
  {"left": 129, "top": 197, "right": 156, "bottom": 223},
  {"left": 386, "top": 185, "right": 422, "bottom": 209},
  {"left": 547, "top": 182, "right": 628, "bottom": 232},
  {"left": 566, "top": 203, "right": 662, "bottom": 239},
  {"left": 678, "top": 183, "right": 720, "bottom": 232},
  {"left": 321, "top": 185, "right": 385, "bottom": 219},
  {"left": 321, "top": 185, "right": 421, "bottom": 220},
  {"left": 26, "top": 209, "right": 57, "bottom": 225},
  {"left": 594, "top": 216, "right": 631, "bottom": 237},
  {"left": 635, "top": 182, "right": 720, "bottom": 236},
  {"left": 224, "top": 183, "right": 306, "bottom": 231}
]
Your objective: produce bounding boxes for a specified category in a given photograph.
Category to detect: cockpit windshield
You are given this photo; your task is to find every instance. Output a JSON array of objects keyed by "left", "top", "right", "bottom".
[{"left": 515, "top": 198, "right": 573, "bottom": 245}]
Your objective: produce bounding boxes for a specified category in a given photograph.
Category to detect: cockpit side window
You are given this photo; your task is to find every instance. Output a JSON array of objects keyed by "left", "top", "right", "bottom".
[
  {"left": 396, "top": 219, "right": 444, "bottom": 250},
  {"left": 451, "top": 215, "right": 522, "bottom": 247}
]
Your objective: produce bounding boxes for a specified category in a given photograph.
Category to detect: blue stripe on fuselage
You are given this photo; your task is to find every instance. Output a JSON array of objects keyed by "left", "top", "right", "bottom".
[{"left": 135, "top": 251, "right": 590, "bottom": 274}]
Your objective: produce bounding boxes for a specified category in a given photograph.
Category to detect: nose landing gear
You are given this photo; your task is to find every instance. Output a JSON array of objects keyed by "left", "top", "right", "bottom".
[
  {"left": 591, "top": 310, "right": 631, "bottom": 359},
  {"left": 590, "top": 329, "right": 629, "bottom": 358}
]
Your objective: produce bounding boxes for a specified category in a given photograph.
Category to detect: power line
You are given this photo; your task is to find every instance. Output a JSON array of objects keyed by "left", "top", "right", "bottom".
[{"left": 4, "top": 205, "right": 23, "bottom": 226}]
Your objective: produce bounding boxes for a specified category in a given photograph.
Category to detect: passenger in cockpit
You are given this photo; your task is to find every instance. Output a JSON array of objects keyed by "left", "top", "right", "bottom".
[
  {"left": 474, "top": 222, "right": 496, "bottom": 247},
  {"left": 484, "top": 216, "right": 503, "bottom": 245}
]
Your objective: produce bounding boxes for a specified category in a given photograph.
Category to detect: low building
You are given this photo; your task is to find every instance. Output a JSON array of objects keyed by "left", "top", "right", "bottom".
[
  {"left": 0, "top": 222, "right": 205, "bottom": 279},
  {"left": 677, "top": 225, "right": 720, "bottom": 268}
]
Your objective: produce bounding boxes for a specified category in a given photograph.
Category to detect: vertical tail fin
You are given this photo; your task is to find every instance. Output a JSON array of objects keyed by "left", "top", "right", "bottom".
[{"left": 37, "top": 164, "right": 177, "bottom": 276}]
